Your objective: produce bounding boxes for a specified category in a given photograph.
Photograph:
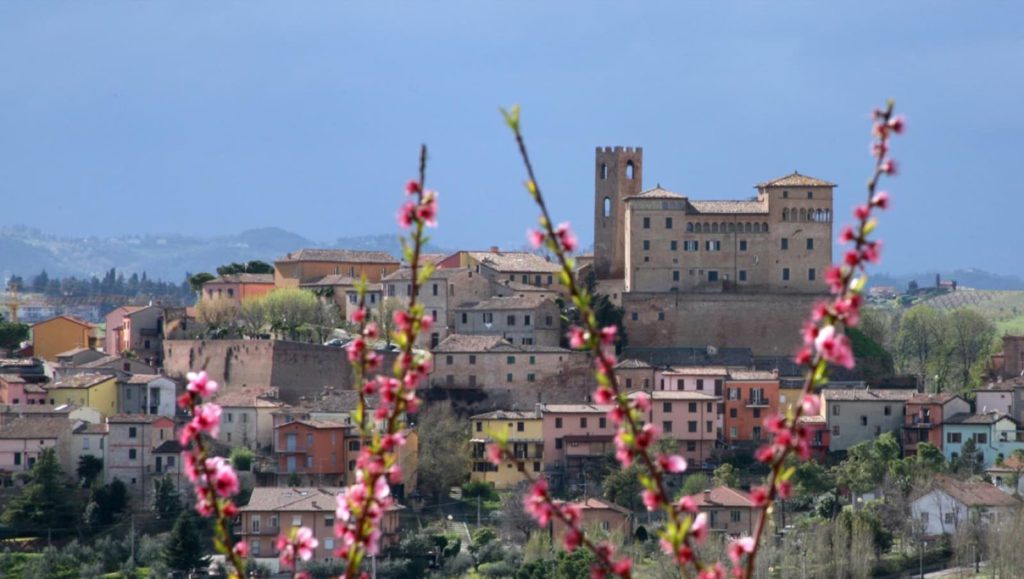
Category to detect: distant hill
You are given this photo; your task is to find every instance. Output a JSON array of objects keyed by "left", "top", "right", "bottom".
[
  {"left": 870, "top": 269, "right": 1024, "bottom": 291},
  {"left": 0, "top": 226, "right": 447, "bottom": 283}
]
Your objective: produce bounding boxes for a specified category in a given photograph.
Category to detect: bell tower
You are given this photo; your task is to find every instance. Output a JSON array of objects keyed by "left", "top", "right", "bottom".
[{"left": 594, "top": 146, "right": 643, "bottom": 279}]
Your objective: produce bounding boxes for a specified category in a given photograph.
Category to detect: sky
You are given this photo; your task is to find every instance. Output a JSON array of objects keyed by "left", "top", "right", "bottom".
[{"left": 1, "top": 2, "right": 1022, "bottom": 275}]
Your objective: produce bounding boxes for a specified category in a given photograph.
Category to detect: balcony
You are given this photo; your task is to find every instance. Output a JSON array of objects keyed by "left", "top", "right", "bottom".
[{"left": 745, "top": 397, "right": 769, "bottom": 408}]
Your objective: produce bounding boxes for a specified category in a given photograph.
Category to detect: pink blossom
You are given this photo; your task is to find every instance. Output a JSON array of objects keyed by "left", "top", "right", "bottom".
[
  {"left": 232, "top": 540, "right": 250, "bottom": 558},
  {"left": 698, "top": 563, "right": 726, "bottom": 579},
  {"left": 839, "top": 225, "right": 856, "bottom": 244},
  {"left": 523, "top": 480, "right": 553, "bottom": 526},
  {"left": 750, "top": 485, "right": 769, "bottom": 507},
  {"left": 593, "top": 386, "right": 612, "bottom": 404},
  {"left": 486, "top": 443, "right": 503, "bottom": 466},
  {"left": 405, "top": 180, "right": 420, "bottom": 195},
  {"left": 853, "top": 204, "right": 870, "bottom": 221},
  {"left": 777, "top": 479, "right": 792, "bottom": 499},
  {"left": 295, "top": 526, "right": 319, "bottom": 561},
  {"left": 658, "top": 454, "right": 688, "bottom": 474},
  {"left": 755, "top": 445, "right": 775, "bottom": 464},
  {"left": 802, "top": 394, "right": 821, "bottom": 415},
  {"left": 814, "top": 325, "right": 856, "bottom": 369},
  {"left": 563, "top": 528, "right": 583, "bottom": 552},
  {"left": 599, "top": 325, "right": 617, "bottom": 345},
  {"left": 690, "top": 512, "right": 709, "bottom": 543},
  {"left": 677, "top": 495, "right": 698, "bottom": 514},
  {"left": 417, "top": 193, "right": 438, "bottom": 227},
  {"left": 880, "top": 158, "right": 898, "bottom": 175},
  {"left": 393, "top": 310, "right": 412, "bottom": 332},
  {"left": 642, "top": 489, "right": 660, "bottom": 511},
  {"left": 397, "top": 201, "right": 416, "bottom": 229},
  {"left": 728, "top": 536, "right": 755, "bottom": 565},
  {"left": 346, "top": 337, "right": 366, "bottom": 363},
  {"left": 363, "top": 322, "right": 379, "bottom": 340},
  {"left": 887, "top": 115, "right": 905, "bottom": 134},
  {"left": 527, "top": 229, "right": 546, "bottom": 249},
  {"left": 554, "top": 222, "right": 578, "bottom": 252},
  {"left": 611, "top": 557, "right": 632, "bottom": 575},
  {"left": 567, "top": 326, "right": 586, "bottom": 349},
  {"left": 632, "top": 392, "right": 651, "bottom": 412},
  {"left": 178, "top": 423, "right": 198, "bottom": 448},
  {"left": 872, "top": 190, "right": 891, "bottom": 209},
  {"left": 635, "top": 423, "right": 659, "bottom": 449},
  {"left": 351, "top": 307, "right": 366, "bottom": 324},
  {"left": 206, "top": 457, "right": 239, "bottom": 497},
  {"left": 381, "top": 432, "right": 406, "bottom": 452},
  {"left": 186, "top": 371, "right": 218, "bottom": 398},
  {"left": 191, "top": 403, "right": 222, "bottom": 438}
]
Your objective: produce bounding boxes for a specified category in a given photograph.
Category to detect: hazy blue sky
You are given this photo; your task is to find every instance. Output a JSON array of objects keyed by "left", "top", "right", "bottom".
[{"left": 1, "top": 2, "right": 1021, "bottom": 275}]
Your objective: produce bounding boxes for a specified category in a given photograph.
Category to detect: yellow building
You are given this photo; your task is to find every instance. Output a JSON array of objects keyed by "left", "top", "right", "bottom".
[
  {"left": 779, "top": 381, "right": 806, "bottom": 415},
  {"left": 31, "top": 315, "right": 98, "bottom": 362},
  {"left": 470, "top": 409, "right": 544, "bottom": 489},
  {"left": 45, "top": 373, "right": 118, "bottom": 418}
]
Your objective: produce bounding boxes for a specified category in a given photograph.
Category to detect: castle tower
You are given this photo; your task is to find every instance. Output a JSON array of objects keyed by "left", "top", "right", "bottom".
[{"left": 594, "top": 146, "right": 643, "bottom": 279}]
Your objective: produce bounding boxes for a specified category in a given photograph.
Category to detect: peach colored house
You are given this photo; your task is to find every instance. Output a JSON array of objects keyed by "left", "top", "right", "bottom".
[
  {"left": 551, "top": 498, "right": 633, "bottom": 544},
  {"left": 0, "top": 416, "right": 80, "bottom": 478},
  {"left": 105, "top": 306, "right": 145, "bottom": 356},
  {"left": 31, "top": 315, "right": 97, "bottom": 361},
  {"left": 274, "top": 249, "right": 400, "bottom": 289},
  {"left": 273, "top": 419, "right": 349, "bottom": 485},
  {"left": 0, "top": 374, "right": 46, "bottom": 406},
  {"left": 691, "top": 486, "right": 760, "bottom": 536},
  {"left": 202, "top": 273, "right": 275, "bottom": 305},
  {"left": 239, "top": 487, "right": 403, "bottom": 571},
  {"left": 542, "top": 404, "right": 615, "bottom": 489},
  {"left": 630, "top": 391, "right": 722, "bottom": 465},
  {"left": 656, "top": 366, "right": 729, "bottom": 395},
  {"left": 723, "top": 371, "right": 780, "bottom": 444},
  {"left": 903, "top": 393, "right": 970, "bottom": 455}
]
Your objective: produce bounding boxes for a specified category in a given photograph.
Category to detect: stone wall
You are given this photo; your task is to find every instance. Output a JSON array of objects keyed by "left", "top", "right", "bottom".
[{"left": 622, "top": 292, "right": 825, "bottom": 357}]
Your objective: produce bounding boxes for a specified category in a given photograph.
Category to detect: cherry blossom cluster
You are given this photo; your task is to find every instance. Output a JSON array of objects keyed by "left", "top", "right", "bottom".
[
  {"left": 275, "top": 525, "right": 319, "bottom": 578},
  {"left": 177, "top": 370, "right": 248, "bottom": 577},
  {"left": 497, "top": 102, "right": 902, "bottom": 579}
]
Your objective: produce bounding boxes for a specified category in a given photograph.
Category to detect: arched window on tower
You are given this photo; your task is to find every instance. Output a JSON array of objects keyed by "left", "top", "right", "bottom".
[
  {"left": 762, "top": 222, "right": 769, "bottom": 232},
  {"left": 626, "top": 161, "right": 635, "bottom": 180},
  {"left": 711, "top": 223, "right": 719, "bottom": 233},
  {"left": 603, "top": 197, "right": 611, "bottom": 218},
  {"left": 703, "top": 223, "right": 710, "bottom": 233},
  {"left": 782, "top": 208, "right": 789, "bottom": 221},
  {"left": 745, "top": 223, "right": 752, "bottom": 233},
  {"left": 799, "top": 208, "right": 807, "bottom": 221},
  {"left": 825, "top": 209, "right": 831, "bottom": 222},
  {"left": 686, "top": 223, "right": 694, "bottom": 233},
  {"left": 727, "top": 223, "right": 735, "bottom": 233},
  {"left": 601, "top": 164, "right": 608, "bottom": 180},
  {"left": 720, "top": 222, "right": 727, "bottom": 233},
  {"left": 754, "top": 222, "right": 761, "bottom": 233}
]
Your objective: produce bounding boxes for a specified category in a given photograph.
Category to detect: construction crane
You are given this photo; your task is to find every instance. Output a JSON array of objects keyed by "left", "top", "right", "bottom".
[{"left": 1, "top": 279, "right": 26, "bottom": 323}]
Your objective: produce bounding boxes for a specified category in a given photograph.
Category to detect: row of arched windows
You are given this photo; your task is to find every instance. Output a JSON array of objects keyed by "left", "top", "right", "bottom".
[
  {"left": 685, "top": 221, "right": 770, "bottom": 234},
  {"left": 782, "top": 208, "right": 831, "bottom": 222}
]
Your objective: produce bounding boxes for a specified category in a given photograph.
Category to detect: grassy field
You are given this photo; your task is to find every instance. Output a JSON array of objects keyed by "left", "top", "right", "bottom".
[{"left": 922, "top": 289, "right": 1024, "bottom": 336}]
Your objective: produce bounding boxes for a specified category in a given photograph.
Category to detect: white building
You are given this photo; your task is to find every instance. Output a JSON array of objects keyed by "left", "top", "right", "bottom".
[{"left": 911, "top": 474, "right": 1019, "bottom": 536}]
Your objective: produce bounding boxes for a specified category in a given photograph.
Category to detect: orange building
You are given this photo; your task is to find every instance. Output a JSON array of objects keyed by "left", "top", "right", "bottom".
[
  {"left": 723, "top": 370, "right": 780, "bottom": 444},
  {"left": 902, "top": 393, "right": 970, "bottom": 455},
  {"left": 201, "top": 273, "right": 275, "bottom": 306},
  {"left": 273, "top": 249, "right": 400, "bottom": 289},
  {"left": 31, "top": 315, "right": 97, "bottom": 361},
  {"left": 273, "top": 419, "right": 349, "bottom": 485}
]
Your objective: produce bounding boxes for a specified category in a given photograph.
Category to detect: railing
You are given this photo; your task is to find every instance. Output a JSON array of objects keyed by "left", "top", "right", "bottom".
[{"left": 745, "top": 397, "right": 769, "bottom": 407}]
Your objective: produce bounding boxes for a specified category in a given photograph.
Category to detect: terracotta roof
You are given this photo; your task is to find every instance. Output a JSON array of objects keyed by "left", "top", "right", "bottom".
[
  {"left": 242, "top": 487, "right": 404, "bottom": 513},
  {"left": 0, "top": 359, "right": 41, "bottom": 368},
  {"left": 625, "top": 186, "right": 685, "bottom": 200},
  {"left": 432, "top": 335, "right": 510, "bottom": 353},
  {"left": 78, "top": 355, "right": 126, "bottom": 368},
  {"left": 47, "top": 373, "right": 114, "bottom": 390},
  {"left": 274, "top": 419, "right": 349, "bottom": 430},
  {"left": 276, "top": 249, "right": 398, "bottom": 264},
  {"left": 797, "top": 414, "right": 827, "bottom": 424},
  {"left": 923, "top": 475, "right": 1019, "bottom": 508},
  {"left": 467, "top": 251, "right": 561, "bottom": 273},
  {"left": 623, "top": 347, "right": 753, "bottom": 368},
  {"left": 908, "top": 393, "right": 963, "bottom": 405},
  {"left": 615, "top": 359, "right": 652, "bottom": 370},
  {"left": 215, "top": 389, "right": 286, "bottom": 408},
  {"left": 662, "top": 366, "right": 729, "bottom": 376},
  {"left": 77, "top": 423, "right": 108, "bottom": 435},
  {"left": 756, "top": 171, "right": 836, "bottom": 188},
  {"left": 153, "top": 440, "right": 183, "bottom": 454},
  {"left": 300, "top": 275, "right": 360, "bottom": 287},
  {"left": 56, "top": 347, "right": 93, "bottom": 358},
  {"left": 944, "top": 412, "right": 1012, "bottom": 425},
  {"left": 23, "top": 384, "right": 45, "bottom": 393},
  {"left": 31, "top": 315, "right": 94, "bottom": 329},
  {"left": 632, "top": 391, "right": 719, "bottom": 401},
  {"left": 822, "top": 389, "right": 915, "bottom": 402},
  {"left": 470, "top": 410, "right": 541, "bottom": 420},
  {"left": 691, "top": 486, "right": 755, "bottom": 508},
  {"left": 0, "top": 417, "right": 73, "bottom": 439},
  {"left": 560, "top": 497, "right": 632, "bottom": 516},
  {"left": 107, "top": 414, "right": 164, "bottom": 424},
  {"left": 977, "top": 381, "right": 1024, "bottom": 393},
  {"left": 209, "top": 273, "right": 274, "bottom": 285},
  {"left": 123, "top": 374, "right": 167, "bottom": 385},
  {"left": 0, "top": 373, "right": 26, "bottom": 384},
  {"left": 457, "top": 295, "right": 552, "bottom": 311},
  {"left": 689, "top": 200, "right": 768, "bottom": 215},
  {"left": 543, "top": 404, "right": 614, "bottom": 414},
  {"left": 384, "top": 267, "right": 472, "bottom": 281}
]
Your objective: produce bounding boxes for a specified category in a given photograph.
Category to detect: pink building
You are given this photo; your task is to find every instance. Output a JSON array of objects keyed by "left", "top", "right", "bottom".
[
  {"left": 104, "top": 306, "right": 145, "bottom": 356},
  {"left": 0, "top": 374, "right": 47, "bottom": 406},
  {"left": 656, "top": 366, "right": 728, "bottom": 395},
  {"left": 542, "top": 404, "right": 615, "bottom": 490},
  {"left": 631, "top": 391, "right": 722, "bottom": 465}
]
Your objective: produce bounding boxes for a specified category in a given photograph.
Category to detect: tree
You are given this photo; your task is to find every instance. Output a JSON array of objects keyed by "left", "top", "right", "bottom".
[
  {"left": 196, "top": 297, "right": 240, "bottom": 338},
  {"left": 0, "top": 314, "right": 29, "bottom": 350},
  {"left": 76, "top": 455, "right": 104, "bottom": 487},
  {"left": 375, "top": 297, "right": 404, "bottom": 346},
  {"left": 953, "top": 438, "right": 984, "bottom": 475},
  {"left": 1, "top": 448, "right": 76, "bottom": 533},
  {"left": 264, "top": 288, "right": 320, "bottom": 340},
  {"left": 188, "top": 272, "right": 216, "bottom": 296},
  {"left": 230, "top": 446, "right": 255, "bottom": 471},
  {"left": 947, "top": 309, "right": 995, "bottom": 392},
  {"left": 216, "top": 261, "right": 273, "bottom": 276},
  {"left": 712, "top": 463, "right": 740, "bottom": 488},
  {"left": 603, "top": 465, "right": 644, "bottom": 511},
  {"left": 413, "top": 403, "right": 468, "bottom": 501},
  {"left": 238, "top": 295, "right": 269, "bottom": 338},
  {"left": 164, "top": 510, "right": 211, "bottom": 572},
  {"left": 833, "top": 432, "right": 901, "bottom": 498},
  {"left": 88, "top": 479, "right": 128, "bottom": 526},
  {"left": 154, "top": 477, "right": 181, "bottom": 518},
  {"left": 895, "top": 305, "right": 946, "bottom": 388}
]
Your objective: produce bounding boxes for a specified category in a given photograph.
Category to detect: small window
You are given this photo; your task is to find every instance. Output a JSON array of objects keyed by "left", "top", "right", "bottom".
[
  {"left": 860, "top": 416, "right": 868, "bottom": 426},
  {"left": 600, "top": 163, "right": 608, "bottom": 180},
  {"left": 599, "top": 417, "right": 607, "bottom": 428},
  {"left": 631, "top": 312, "right": 638, "bottom": 321},
  {"left": 507, "top": 356, "right": 516, "bottom": 364},
  {"left": 658, "top": 312, "right": 665, "bottom": 321},
  {"left": 783, "top": 190, "right": 789, "bottom": 199},
  {"left": 672, "top": 271, "right": 680, "bottom": 282},
  {"left": 808, "top": 268, "right": 816, "bottom": 281},
  {"left": 517, "top": 421, "right": 525, "bottom": 432},
  {"left": 731, "top": 510, "right": 741, "bottom": 523},
  {"left": 476, "top": 421, "right": 482, "bottom": 432},
  {"left": 469, "top": 355, "right": 476, "bottom": 365},
  {"left": 626, "top": 160, "right": 635, "bottom": 179},
  {"left": 506, "top": 373, "right": 513, "bottom": 383},
  {"left": 782, "top": 268, "right": 790, "bottom": 281},
  {"left": 555, "top": 417, "right": 563, "bottom": 429},
  {"left": 832, "top": 404, "right": 840, "bottom": 416},
  {"left": 603, "top": 197, "right": 611, "bottom": 217},
  {"left": 446, "top": 355, "right": 453, "bottom": 365},
  {"left": 687, "top": 421, "right": 696, "bottom": 433},
  {"left": 807, "top": 191, "right": 813, "bottom": 199},
  {"left": 730, "top": 408, "right": 737, "bottom": 418},
  {"left": 129, "top": 449, "right": 137, "bottom": 460},
  {"left": 129, "top": 427, "right": 137, "bottom": 439},
  {"left": 664, "top": 421, "right": 674, "bottom": 433},
  {"left": 643, "top": 240, "right": 650, "bottom": 251},
  {"left": 643, "top": 217, "right": 650, "bottom": 229},
  {"left": 806, "top": 238, "right": 814, "bottom": 250},
  {"left": 884, "top": 405, "right": 891, "bottom": 416},
  {"left": 665, "top": 217, "right": 673, "bottom": 229},
  {"left": 739, "top": 270, "right": 747, "bottom": 282},
  {"left": 739, "top": 240, "right": 747, "bottom": 251},
  {"left": 671, "top": 240, "right": 678, "bottom": 251},
  {"left": 580, "top": 417, "right": 588, "bottom": 428},
  {"left": 781, "top": 238, "right": 788, "bottom": 250},
  {"left": 555, "top": 438, "right": 563, "bottom": 449}
]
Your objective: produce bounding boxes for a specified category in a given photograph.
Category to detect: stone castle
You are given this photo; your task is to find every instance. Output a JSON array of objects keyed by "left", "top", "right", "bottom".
[{"left": 593, "top": 147, "right": 835, "bottom": 356}]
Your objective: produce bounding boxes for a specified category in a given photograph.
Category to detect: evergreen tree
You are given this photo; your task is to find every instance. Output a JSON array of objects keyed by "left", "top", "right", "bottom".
[
  {"left": 1, "top": 448, "right": 76, "bottom": 533},
  {"left": 164, "top": 510, "right": 210, "bottom": 572},
  {"left": 154, "top": 477, "right": 181, "bottom": 518},
  {"left": 76, "top": 455, "right": 104, "bottom": 487},
  {"left": 0, "top": 315, "right": 29, "bottom": 350}
]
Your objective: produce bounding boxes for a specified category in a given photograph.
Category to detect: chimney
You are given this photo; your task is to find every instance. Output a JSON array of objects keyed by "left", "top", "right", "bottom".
[
  {"left": 771, "top": 368, "right": 779, "bottom": 379},
  {"left": 490, "top": 246, "right": 499, "bottom": 254},
  {"left": 535, "top": 402, "right": 544, "bottom": 418}
]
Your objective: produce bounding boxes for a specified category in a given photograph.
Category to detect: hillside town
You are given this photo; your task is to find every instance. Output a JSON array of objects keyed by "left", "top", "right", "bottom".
[{"left": 0, "top": 145, "right": 1022, "bottom": 578}]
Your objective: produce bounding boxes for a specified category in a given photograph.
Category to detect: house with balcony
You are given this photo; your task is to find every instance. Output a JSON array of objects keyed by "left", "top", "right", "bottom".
[
  {"left": 118, "top": 374, "right": 178, "bottom": 416},
  {"left": 470, "top": 409, "right": 544, "bottom": 489},
  {"left": 630, "top": 391, "right": 722, "bottom": 465},
  {"left": 797, "top": 414, "right": 829, "bottom": 462},
  {"left": 902, "top": 393, "right": 970, "bottom": 456},
  {"left": 942, "top": 412, "right": 1024, "bottom": 467},
  {"left": 723, "top": 371, "right": 779, "bottom": 444},
  {"left": 273, "top": 419, "right": 349, "bottom": 486},
  {"left": 656, "top": 366, "right": 729, "bottom": 395},
  {"left": 541, "top": 404, "right": 616, "bottom": 492},
  {"left": 239, "top": 487, "right": 403, "bottom": 572},
  {"left": 822, "top": 388, "right": 914, "bottom": 452}
]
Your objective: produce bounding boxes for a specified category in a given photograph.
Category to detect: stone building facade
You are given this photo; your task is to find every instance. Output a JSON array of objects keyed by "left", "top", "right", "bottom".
[{"left": 453, "top": 295, "right": 561, "bottom": 347}]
